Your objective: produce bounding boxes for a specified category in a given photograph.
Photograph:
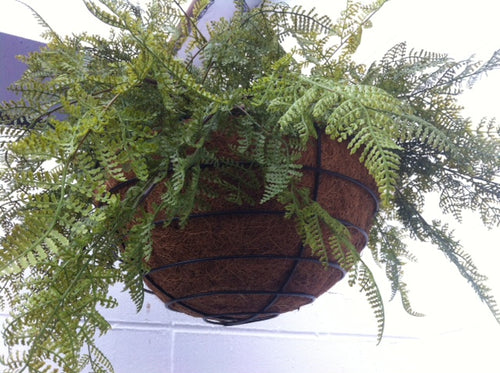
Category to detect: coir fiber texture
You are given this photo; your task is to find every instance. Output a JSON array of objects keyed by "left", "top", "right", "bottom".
[{"left": 109, "top": 132, "right": 379, "bottom": 325}]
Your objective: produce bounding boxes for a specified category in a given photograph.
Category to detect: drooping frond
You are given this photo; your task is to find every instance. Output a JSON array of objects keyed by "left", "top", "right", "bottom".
[
  {"left": 281, "top": 188, "right": 355, "bottom": 267},
  {"left": 363, "top": 43, "right": 500, "bottom": 228},
  {"left": 348, "top": 258, "right": 385, "bottom": 343},
  {"left": 368, "top": 219, "right": 424, "bottom": 317},
  {"left": 395, "top": 194, "right": 500, "bottom": 322},
  {"left": 467, "top": 49, "right": 500, "bottom": 87},
  {"left": 79, "top": 344, "right": 115, "bottom": 373}
]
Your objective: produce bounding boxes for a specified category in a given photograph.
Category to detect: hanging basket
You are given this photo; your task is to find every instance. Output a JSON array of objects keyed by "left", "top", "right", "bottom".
[{"left": 109, "top": 132, "right": 379, "bottom": 325}]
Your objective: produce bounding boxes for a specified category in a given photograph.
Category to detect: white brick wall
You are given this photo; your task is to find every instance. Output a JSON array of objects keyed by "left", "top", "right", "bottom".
[
  {"left": 80, "top": 272, "right": 499, "bottom": 373},
  {"left": 86, "top": 235, "right": 500, "bottom": 373},
  {"left": 92, "top": 282, "right": 422, "bottom": 373},
  {"left": 2, "top": 273, "right": 500, "bottom": 373}
]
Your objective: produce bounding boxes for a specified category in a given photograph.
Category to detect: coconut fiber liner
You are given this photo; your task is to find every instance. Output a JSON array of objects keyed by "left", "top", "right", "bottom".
[{"left": 109, "top": 132, "right": 380, "bottom": 325}]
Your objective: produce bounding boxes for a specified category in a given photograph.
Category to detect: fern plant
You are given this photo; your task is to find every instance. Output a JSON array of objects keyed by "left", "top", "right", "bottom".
[{"left": 0, "top": 0, "right": 499, "bottom": 371}]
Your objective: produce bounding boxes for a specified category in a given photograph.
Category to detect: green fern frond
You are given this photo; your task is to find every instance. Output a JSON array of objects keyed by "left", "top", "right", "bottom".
[
  {"left": 120, "top": 214, "right": 155, "bottom": 311},
  {"left": 395, "top": 193, "right": 500, "bottom": 324},
  {"left": 1, "top": 235, "right": 119, "bottom": 372},
  {"left": 79, "top": 344, "right": 115, "bottom": 373},
  {"left": 349, "top": 259, "right": 385, "bottom": 343},
  {"left": 368, "top": 221, "right": 423, "bottom": 316},
  {"left": 278, "top": 85, "right": 322, "bottom": 140},
  {"left": 321, "top": 214, "right": 359, "bottom": 271},
  {"left": 261, "top": 162, "right": 302, "bottom": 203},
  {"left": 300, "top": 204, "right": 328, "bottom": 261},
  {"left": 468, "top": 49, "right": 500, "bottom": 87},
  {"left": 260, "top": 0, "right": 386, "bottom": 77},
  {"left": 282, "top": 190, "right": 356, "bottom": 268},
  {"left": 285, "top": 5, "right": 333, "bottom": 35},
  {"left": 279, "top": 79, "right": 405, "bottom": 204},
  {"left": 83, "top": 0, "right": 132, "bottom": 30},
  {"left": 398, "top": 112, "right": 460, "bottom": 153},
  {"left": 15, "top": 0, "right": 62, "bottom": 44},
  {"left": 0, "top": 217, "right": 54, "bottom": 275},
  {"left": 427, "top": 221, "right": 500, "bottom": 323}
]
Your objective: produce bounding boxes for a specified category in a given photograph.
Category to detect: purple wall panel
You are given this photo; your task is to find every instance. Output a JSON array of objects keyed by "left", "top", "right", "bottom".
[{"left": 0, "top": 32, "right": 44, "bottom": 102}]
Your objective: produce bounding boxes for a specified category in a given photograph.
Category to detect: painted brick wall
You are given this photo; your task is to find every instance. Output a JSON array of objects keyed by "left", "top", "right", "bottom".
[
  {"left": 2, "top": 281, "right": 499, "bottom": 373},
  {"left": 88, "top": 282, "right": 426, "bottom": 373}
]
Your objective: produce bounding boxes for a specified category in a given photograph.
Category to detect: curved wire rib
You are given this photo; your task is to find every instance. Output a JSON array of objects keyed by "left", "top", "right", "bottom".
[
  {"left": 143, "top": 132, "right": 377, "bottom": 325},
  {"left": 113, "top": 131, "right": 378, "bottom": 325}
]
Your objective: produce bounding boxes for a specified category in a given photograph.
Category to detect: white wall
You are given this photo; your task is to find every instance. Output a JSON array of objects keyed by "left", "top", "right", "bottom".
[
  {"left": 82, "top": 258, "right": 500, "bottom": 373},
  {"left": 86, "top": 282, "right": 424, "bottom": 373},
  {"left": 1, "top": 272, "right": 499, "bottom": 373}
]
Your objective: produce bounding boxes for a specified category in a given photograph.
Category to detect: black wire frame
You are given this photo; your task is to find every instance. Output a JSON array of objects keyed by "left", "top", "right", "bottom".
[
  {"left": 144, "top": 252, "right": 347, "bottom": 325},
  {"left": 136, "top": 132, "right": 380, "bottom": 326}
]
